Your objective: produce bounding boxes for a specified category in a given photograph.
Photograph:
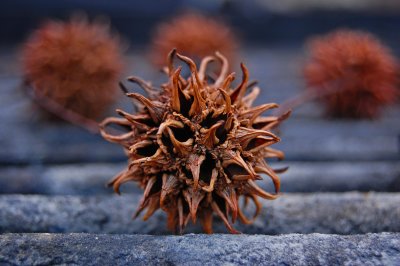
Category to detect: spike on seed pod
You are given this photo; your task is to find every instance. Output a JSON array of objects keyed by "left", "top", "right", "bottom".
[
  {"left": 149, "top": 12, "right": 238, "bottom": 68},
  {"left": 22, "top": 15, "right": 124, "bottom": 120},
  {"left": 304, "top": 29, "right": 398, "bottom": 119},
  {"left": 100, "top": 51, "right": 289, "bottom": 234}
]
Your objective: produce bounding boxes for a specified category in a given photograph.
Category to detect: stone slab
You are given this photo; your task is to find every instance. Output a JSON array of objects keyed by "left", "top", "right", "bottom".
[
  {"left": 0, "top": 233, "right": 399, "bottom": 265},
  {"left": 0, "top": 193, "right": 399, "bottom": 235},
  {"left": 1, "top": 161, "right": 399, "bottom": 194}
]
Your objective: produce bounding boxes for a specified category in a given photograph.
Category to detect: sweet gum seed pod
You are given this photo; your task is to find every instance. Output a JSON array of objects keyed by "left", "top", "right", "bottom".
[
  {"left": 101, "top": 50, "right": 290, "bottom": 234},
  {"left": 150, "top": 12, "right": 238, "bottom": 68},
  {"left": 22, "top": 15, "right": 124, "bottom": 120},
  {"left": 304, "top": 29, "right": 398, "bottom": 119}
]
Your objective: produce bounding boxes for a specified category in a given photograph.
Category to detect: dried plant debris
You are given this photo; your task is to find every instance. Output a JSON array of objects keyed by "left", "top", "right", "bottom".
[
  {"left": 150, "top": 12, "right": 238, "bottom": 67},
  {"left": 22, "top": 15, "right": 124, "bottom": 120},
  {"left": 304, "top": 29, "right": 398, "bottom": 119},
  {"left": 101, "top": 50, "right": 290, "bottom": 234}
]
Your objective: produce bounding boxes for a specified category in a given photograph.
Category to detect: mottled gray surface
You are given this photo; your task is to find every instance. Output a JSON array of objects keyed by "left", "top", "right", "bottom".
[
  {"left": 278, "top": 161, "right": 400, "bottom": 192},
  {"left": 0, "top": 233, "right": 399, "bottom": 265},
  {"left": 1, "top": 161, "right": 399, "bottom": 195},
  {"left": 1, "top": 193, "right": 399, "bottom": 235},
  {"left": 0, "top": 122, "right": 398, "bottom": 164},
  {"left": 0, "top": 163, "right": 127, "bottom": 195}
]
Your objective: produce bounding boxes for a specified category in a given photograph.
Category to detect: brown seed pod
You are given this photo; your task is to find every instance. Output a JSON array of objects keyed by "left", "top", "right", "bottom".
[
  {"left": 150, "top": 12, "right": 238, "bottom": 68},
  {"left": 304, "top": 29, "right": 398, "bottom": 119},
  {"left": 100, "top": 50, "right": 289, "bottom": 234},
  {"left": 22, "top": 16, "right": 124, "bottom": 120}
]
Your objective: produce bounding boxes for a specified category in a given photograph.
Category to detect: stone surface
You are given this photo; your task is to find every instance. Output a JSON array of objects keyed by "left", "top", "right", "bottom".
[
  {"left": 0, "top": 122, "right": 398, "bottom": 164},
  {"left": 1, "top": 161, "right": 399, "bottom": 195},
  {"left": 1, "top": 193, "right": 399, "bottom": 235},
  {"left": 0, "top": 163, "right": 127, "bottom": 195},
  {"left": 278, "top": 161, "right": 400, "bottom": 192},
  {"left": 0, "top": 233, "right": 399, "bottom": 265}
]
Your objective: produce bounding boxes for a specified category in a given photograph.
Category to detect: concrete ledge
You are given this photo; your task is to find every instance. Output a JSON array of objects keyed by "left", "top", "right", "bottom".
[
  {"left": 0, "top": 233, "right": 399, "bottom": 265},
  {"left": 1, "top": 124, "right": 398, "bottom": 164},
  {"left": 1, "top": 161, "right": 399, "bottom": 194},
  {"left": 1, "top": 193, "right": 399, "bottom": 234},
  {"left": 279, "top": 161, "right": 400, "bottom": 192}
]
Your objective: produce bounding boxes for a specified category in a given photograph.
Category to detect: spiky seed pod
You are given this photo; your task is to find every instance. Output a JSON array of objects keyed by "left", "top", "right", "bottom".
[
  {"left": 304, "top": 29, "right": 398, "bottom": 119},
  {"left": 100, "top": 50, "right": 289, "bottom": 234},
  {"left": 150, "top": 12, "right": 238, "bottom": 67},
  {"left": 22, "top": 16, "right": 124, "bottom": 120}
]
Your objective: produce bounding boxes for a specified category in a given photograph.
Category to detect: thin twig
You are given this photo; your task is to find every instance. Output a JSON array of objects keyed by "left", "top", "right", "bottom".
[
  {"left": 22, "top": 82, "right": 100, "bottom": 134},
  {"left": 274, "top": 79, "right": 346, "bottom": 117}
]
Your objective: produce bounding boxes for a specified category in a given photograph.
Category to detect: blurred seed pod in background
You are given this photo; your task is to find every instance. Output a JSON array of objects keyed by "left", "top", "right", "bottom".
[
  {"left": 21, "top": 14, "right": 125, "bottom": 123},
  {"left": 303, "top": 29, "right": 398, "bottom": 119},
  {"left": 149, "top": 12, "right": 238, "bottom": 68}
]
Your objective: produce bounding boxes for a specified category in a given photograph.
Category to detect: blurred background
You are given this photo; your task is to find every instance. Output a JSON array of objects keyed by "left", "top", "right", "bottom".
[
  {"left": 0, "top": 0, "right": 399, "bottom": 236},
  {"left": 1, "top": 0, "right": 400, "bottom": 45}
]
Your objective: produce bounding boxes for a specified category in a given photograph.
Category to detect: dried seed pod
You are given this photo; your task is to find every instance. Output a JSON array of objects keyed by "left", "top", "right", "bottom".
[
  {"left": 22, "top": 16, "right": 124, "bottom": 120},
  {"left": 101, "top": 50, "right": 289, "bottom": 234},
  {"left": 150, "top": 12, "right": 238, "bottom": 67},
  {"left": 304, "top": 29, "right": 398, "bottom": 119}
]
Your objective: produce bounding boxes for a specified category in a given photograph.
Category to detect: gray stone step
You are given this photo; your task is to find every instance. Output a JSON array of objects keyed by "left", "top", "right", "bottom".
[
  {"left": 1, "top": 193, "right": 399, "bottom": 235},
  {"left": 0, "top": 233, "right": 399, "bottom": 265},
  {"left": 277, "top": 161, "right": 400, "bottom": 192},
  {"left": 1, "top": 161, "right": 399, "bottom": 195},
  {"left": 0, "top": 121, "right": 398, "bottom": 164}
]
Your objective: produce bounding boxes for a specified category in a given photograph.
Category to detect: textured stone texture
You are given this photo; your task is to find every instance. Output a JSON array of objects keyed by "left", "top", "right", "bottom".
[
  {"left": 0, "top": 233, "right": 399, "bottom": 265},
  {"left": 1, "top": 192, "right": 399, "bottom": 235},
  {"left": 1, "top": 122, "right": 398, "bottom": 164},
  {"left": 278, "top": 161, "right": 400, "bottom": 192},
  {"left": 1, "top": 161, "right": 399, "bottom": 195}
]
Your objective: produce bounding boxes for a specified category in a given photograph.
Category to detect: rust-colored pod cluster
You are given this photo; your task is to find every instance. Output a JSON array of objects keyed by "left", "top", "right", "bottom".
[
  {"left": 22, "top": 16, "right": 124, "bottom": 120},
  {"left": 150, "top": 13, "right": 238, "bottom": 67},
  {"left": 304, "top": 29, "right": 398, "bottom": 118}
]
